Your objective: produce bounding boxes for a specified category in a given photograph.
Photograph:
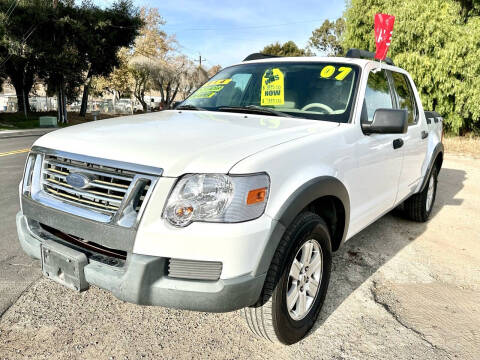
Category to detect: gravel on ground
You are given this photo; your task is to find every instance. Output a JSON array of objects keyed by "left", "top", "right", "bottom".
[{"left": 0, "top": 155, "right": 479, "bottom": 360}]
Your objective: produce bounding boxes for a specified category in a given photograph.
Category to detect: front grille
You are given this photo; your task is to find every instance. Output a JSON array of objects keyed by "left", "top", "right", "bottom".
[
  {"left": 168, "top": 259, "right": 223, "bottom": 281},
  {"left": 41, "top": 154, "right": 150, "bottom": 216}
]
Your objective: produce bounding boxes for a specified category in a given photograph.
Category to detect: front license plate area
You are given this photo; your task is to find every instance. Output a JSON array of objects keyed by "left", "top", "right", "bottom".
[{"left": 41, "top": 240, "right": 89, "bottom": 292}]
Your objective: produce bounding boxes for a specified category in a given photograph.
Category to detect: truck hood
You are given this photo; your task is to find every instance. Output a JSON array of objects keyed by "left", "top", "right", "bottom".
[{"left": 34, "top": 110, "right": 339, "bottom": 176}]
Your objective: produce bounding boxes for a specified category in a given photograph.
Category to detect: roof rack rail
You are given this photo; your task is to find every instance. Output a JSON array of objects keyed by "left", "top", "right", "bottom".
[
  {"left": 346, "top": 48, "right": 394, "bottom": 66},
  {"left": 243, "top": 53, "right": 282, "bottom": 62}
]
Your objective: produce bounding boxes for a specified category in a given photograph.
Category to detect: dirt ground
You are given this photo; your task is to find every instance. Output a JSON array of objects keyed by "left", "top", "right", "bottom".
[
  {"left": 0, "top": 154, "right": 479, "bottom": 360},
  {"left": 443, "top": 136, "right": 480, "bottom": 158}
]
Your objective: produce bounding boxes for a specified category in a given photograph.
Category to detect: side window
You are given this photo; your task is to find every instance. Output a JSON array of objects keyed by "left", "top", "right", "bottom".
[
  {"left": 391, "top": 72, "right": 417, "bottom": 125},
  {"left": 362, "top": 69, "right": 393, "bottom": 123}
]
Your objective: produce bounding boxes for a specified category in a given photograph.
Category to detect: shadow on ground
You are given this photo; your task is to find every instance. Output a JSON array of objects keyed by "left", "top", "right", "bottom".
[{"left": 311, "top": 167, "right": 466, "bottom": 333}]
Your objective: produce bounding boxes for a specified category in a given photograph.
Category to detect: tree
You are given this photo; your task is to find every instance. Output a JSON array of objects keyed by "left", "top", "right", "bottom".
[
  {"left": 0, "top": 0, "right": 51, "bottom": 114},
  {"left": 309, "top": 18, "right": 346, "bottom": 56},
  {"left": 129, "top": 55, "right": 153, "bottom": 111},
  {"left": 36, "top": 0, "right": 90, "bottom": 123},
  {"left": 150, "top": 56, "right": 186, "bottom": 108},
  {"left": 178, "top": 64, "right": 208, "bottom": 100},
  {"left": 261, "top": 41, "right": 312, "bottom": 57},
  {"left": 207, "top": 65, "right": 222, "bottom": 77},
  {"left": 77, "top": 0, "right": 142, "bottom": 116},
  {"left": 151, "top": 57, "right": 207, "bottom": 106},
  {"left": 0, "top": 0, "right": 141, "bottom": 120},
  {"left": 134, "top": 7, "right": 170, "bottom": 59},
  {"left": 98, "top": 7, "right": 171, "bottom": 112},
  {"left": 343, "top": 0, "right": 480, "bottom": 134},
  {"left": 94, "top": 48, "right": 134, "bottom": 99}
]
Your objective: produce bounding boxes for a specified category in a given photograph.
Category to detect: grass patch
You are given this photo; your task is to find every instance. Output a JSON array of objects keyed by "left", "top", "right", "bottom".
[
  {"left": 0, "top": 112, "right": 46, "bottom": 130},
  {"left": 0, "top": 111, "right": 127, "bottom": 130}
]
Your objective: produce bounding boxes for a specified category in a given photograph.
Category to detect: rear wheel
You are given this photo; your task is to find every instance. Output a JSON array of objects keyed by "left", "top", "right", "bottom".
[
  {"left": 404, "top": 167, "right": 438, "bottom": 222},
  {"left": 243, "top": 212, "right": 332, "bottom": 344}
]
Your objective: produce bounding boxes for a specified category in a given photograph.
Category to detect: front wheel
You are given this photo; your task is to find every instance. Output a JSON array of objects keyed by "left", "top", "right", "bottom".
[{"left": 244, "top": 212, "right": 332, "bottom": 344}]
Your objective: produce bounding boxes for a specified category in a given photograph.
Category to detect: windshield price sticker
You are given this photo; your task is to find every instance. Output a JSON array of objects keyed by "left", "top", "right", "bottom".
[
  {"left": 190, "top": 78, "right": 232, "bottom": 99},
  {"left": 261, "top": 68, "right": 285, "bottom": 106},
  {"left": 320, "top": 66, "right": 352, "bottom": 81},
  {"left": 204, "top": 79, "right": 232, "bottom": 86}
]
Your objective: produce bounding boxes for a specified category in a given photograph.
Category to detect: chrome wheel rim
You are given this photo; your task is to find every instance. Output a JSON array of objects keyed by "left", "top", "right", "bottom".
[
  {"left": 426, "top": 176, "right": 435, "bottom": 211},
  {"left": 286, "top": 239, "right": 323, "bottom": 321}
]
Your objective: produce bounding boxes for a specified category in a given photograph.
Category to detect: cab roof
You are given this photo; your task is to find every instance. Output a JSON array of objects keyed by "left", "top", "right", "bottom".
[
  {"left": 238, "top": 49, "right": 399, "bottom": 71},
  {"left": 237, "top": 55, "right": 405, "bottom": 74}
]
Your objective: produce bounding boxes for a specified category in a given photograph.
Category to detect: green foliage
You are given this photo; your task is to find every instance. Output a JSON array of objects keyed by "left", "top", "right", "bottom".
[
  {"left": 77, "top": 1, "right": 142, "bottom": 79},
  {"left": 343, "top": 0, "right": 480, "bottom": 134},
  {"left": 0, "top": 0, "right": 141, "bottom": 115},
  {"left": 309, "top": 18, "right": 346, "bottom": 56},
  {"left": 261, "top": 41, "right": 312, "bottom": 57}
]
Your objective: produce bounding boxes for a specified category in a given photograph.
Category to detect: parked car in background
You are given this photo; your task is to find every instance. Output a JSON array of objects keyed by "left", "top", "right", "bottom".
[
  {"left": 17, "top": 49, "right": 443, "bottom": 344},
  {"left": 114, "top": 99, "right": 134, "bottom": 114}
]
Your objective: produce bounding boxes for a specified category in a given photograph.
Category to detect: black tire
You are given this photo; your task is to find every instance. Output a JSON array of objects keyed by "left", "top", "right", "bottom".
[
  {"left": 404, "top": 166, "right": 438, "bottom": 222},
  {"left": 243, "top": 212, "right": 332, "bottom": 344}
]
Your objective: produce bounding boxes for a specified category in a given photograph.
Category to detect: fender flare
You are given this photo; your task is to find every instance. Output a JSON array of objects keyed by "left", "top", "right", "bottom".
[
  {"left": 253, "top": 176, "right": 350, "bottom": 276},
  {"left": 419, "top": 143, "right": 444, "bottom": 192}
]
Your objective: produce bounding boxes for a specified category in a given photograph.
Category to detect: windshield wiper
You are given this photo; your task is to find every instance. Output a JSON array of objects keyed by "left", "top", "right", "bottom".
[
  {"left": 218, "top": 105, "right": 292, "bottom": 117},
  {"left": 176, "top": 104, "right": 207, "bottom": 111}
]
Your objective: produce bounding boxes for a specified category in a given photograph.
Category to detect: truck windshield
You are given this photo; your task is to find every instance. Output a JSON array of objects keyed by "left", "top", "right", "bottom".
[{"left": 181, "top": 62, "right": 359, "bottom": 122}]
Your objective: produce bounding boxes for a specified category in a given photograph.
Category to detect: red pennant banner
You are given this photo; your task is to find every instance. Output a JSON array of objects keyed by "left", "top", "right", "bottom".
[{"left": 374, "top": 13, "right": 395, "bottom": 61}]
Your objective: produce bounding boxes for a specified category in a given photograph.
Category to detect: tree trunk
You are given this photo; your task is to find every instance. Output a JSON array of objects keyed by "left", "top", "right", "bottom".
[
  {"left": 5, "top": 59, "right": 34, "bottom": 114},
  {"left": 79, "top": 77, "right": 91, "bottom": 117},
  {"left": 141, "top": 99, "right": 147, "bottom": 112},
  {"left": 169, "top": 85, "right": 180, "bottom": 108},
  {"left": 133, "top": 77, "right": 148, "bottom": 112},
  {"left": 12, "top": 83, "right": 31, "bottom": 114},
  {"left": 134, "top": 91, "right": 147, "bottom": 112},
  {"left": 57, "top": 88, "right": 63, "bottom": 123},
  {"left": 62, "top": 83, "right": 68, "bottom": 124}
]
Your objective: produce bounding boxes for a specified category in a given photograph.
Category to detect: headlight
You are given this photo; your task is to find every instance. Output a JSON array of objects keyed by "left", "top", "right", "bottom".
[
  {"left": 163, "top": 173, "right": 270, "bottom": 227},
  {"left": 22, "top": 153, "right": 36, "bottom": 196}
]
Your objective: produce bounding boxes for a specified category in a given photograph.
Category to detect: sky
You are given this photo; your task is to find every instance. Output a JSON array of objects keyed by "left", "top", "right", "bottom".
[{"left": 93, "top": 0, "right": 346, "bottom": 68}]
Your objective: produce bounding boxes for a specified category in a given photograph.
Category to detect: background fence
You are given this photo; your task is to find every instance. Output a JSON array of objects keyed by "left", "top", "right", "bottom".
[{"left": 0, "top": 95, "right": 161, "bottom": 114}]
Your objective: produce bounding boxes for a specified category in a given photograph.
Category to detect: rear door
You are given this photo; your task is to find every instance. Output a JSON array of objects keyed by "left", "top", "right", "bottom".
[{"left": 389, "top": 71, "right": 428, "bottom": 201}]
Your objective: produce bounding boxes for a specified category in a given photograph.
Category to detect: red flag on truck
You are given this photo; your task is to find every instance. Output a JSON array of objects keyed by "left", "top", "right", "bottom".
[{"left": 374, "top": 13, "right": 395, "bottom": 61}]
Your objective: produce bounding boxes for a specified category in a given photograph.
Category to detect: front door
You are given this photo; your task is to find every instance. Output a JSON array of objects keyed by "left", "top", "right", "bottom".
[{"left": 348, "top": 67, "right": 404, "bottom": 237}]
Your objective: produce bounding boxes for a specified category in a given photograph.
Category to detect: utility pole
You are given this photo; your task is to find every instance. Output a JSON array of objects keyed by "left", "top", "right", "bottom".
[{"left": 195, "top": 54, "right": 206, "bottom": 67}]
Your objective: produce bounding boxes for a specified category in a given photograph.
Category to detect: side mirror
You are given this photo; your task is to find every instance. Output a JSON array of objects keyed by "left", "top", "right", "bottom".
[{"left": 362, "top": 109, "right": 408, "bottom": 135}]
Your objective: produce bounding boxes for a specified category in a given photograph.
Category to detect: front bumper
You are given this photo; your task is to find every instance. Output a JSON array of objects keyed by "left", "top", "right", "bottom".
[{"left": 17, "top": 212, "right": 266, "bottom": 312}]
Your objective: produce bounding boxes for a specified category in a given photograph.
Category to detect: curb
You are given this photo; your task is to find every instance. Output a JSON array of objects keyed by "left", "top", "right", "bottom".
[{"left": 0, "top": 128, "right": 57, "bottom": 139}]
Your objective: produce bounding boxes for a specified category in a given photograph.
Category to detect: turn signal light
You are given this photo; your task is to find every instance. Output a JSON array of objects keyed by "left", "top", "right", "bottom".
[{"left": 247, "top": 187, "right": 267, "bottom": 205}]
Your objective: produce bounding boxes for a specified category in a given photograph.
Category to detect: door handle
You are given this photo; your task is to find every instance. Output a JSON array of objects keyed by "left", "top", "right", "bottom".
[
  {"left": 421, "top": 130, "right": 429, "bottom": 139},
  {"left": 393, "top": 138, "right": 404, "bottom": 149}
]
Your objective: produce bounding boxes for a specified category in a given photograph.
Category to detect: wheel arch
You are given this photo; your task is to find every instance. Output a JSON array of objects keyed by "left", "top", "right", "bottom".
[
  {"left": 254, "top": 176, "right": 350, "bottom": 276},
  {"left": 419, "top": 142, "right": 444, "bottom": 192}
]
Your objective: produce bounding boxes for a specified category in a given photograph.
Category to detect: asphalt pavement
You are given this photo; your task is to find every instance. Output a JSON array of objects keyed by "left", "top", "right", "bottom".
[{"left": 0, "top": 135, "right": 42, "bottom": 316}]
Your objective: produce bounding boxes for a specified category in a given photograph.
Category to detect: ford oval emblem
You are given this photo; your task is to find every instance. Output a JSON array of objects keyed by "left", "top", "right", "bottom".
[{"left": 66, "top": 173, "right": 91, "bottom": 189}]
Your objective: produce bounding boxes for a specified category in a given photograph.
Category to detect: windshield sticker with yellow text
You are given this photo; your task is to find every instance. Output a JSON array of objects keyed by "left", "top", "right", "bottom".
[
  {"left": 320, "top": 66, "right": 352, "bottom": 81},
  {"left": 190, "top": 78, "right": 232, "bottom": 99},
  {"left": 261, "top": 68, "right": 284, "bottom": 106}
]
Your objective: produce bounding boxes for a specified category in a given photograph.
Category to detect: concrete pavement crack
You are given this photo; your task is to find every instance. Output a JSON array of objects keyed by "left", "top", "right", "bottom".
[
  {"left": 0, "top": 274, "right": 42, "bottom": 318},
  {"left": 370, "top": 281, "right": 452, "bottom": 360}
]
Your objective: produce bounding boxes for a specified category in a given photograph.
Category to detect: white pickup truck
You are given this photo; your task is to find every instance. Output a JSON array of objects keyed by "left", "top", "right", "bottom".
[{"left": 17, "top": 49, "right": 444, "bottom": 344}]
